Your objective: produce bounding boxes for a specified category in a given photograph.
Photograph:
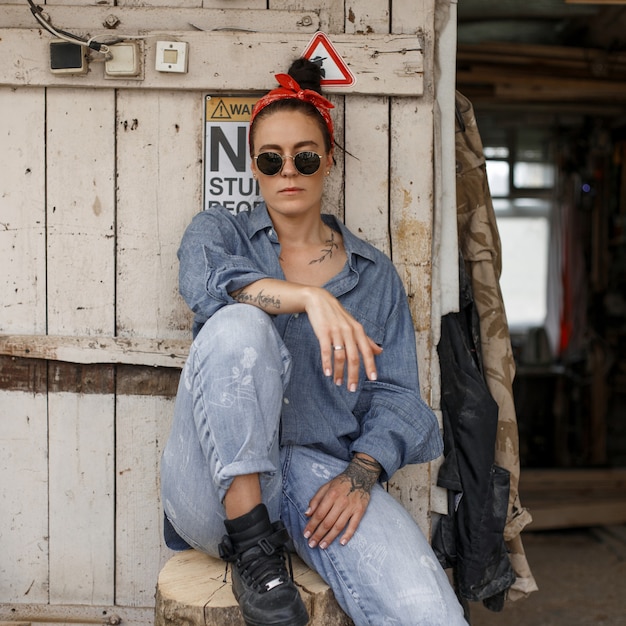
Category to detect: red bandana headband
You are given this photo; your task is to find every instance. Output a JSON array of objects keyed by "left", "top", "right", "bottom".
[{"left": 250, "top": 73, "right": 335, "bottom": 147}]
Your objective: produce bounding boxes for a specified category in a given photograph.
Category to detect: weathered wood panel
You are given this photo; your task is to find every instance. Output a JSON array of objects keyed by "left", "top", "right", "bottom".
[
  {"left": 0, "top": 391, "right": 48, "bottom": 604},
  {"left": 388, "top": 0, "right": 438, "bottom": 533},
  {"left": 0, "top": 29, "right": 424, "bottom": 96},
  {"left": 46, "top": 363, "right": 115, "bottom": 606},
  {"left": 1, "top": 5, "right": 319, "bottom": 33},
  {"left": 45, "top": 88, "right": 117, "bottom": 606},
  {"left": 0, "top": 335, "right": 190, "bottom": 368},
  {"left": 343, "top": 96, "right": 390, "bottom": 255},
  {"left": 116, "top": 90, "right": 201, "bottom": 340},
  {"left": 48, "top": 389, "right": 115, "bottom": 605},
  {"left": 46, "top": 88, "right": 116, "bottom": 336},
  {"left": 0, "top": 87, "right": 46, "bottom": 334},
  {"left": 321, "top": 95, "right": 345, "bottom": 221},
  {"left": 389, "top": 99, "right": 435, "bottom": 384},
  {"left": 269, "top": 0, "right": 343, "bottom": 33},
  {"left": 0, "top": 83, "right": 48, "bottom": 607},
  {"left": 116, "top": 394, "right": 175, "bottom": 606},
  {"left": 342, "top": 0, "right": 391, "bottom": 254},
  {"left": 344, "top": 0, "right": 391, "bottom": 35},
  {"left": 0, "top": 603, "right": 152, "bottom": 626}
]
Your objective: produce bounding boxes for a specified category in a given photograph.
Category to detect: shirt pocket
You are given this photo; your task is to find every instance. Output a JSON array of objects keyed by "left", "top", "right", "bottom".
[{"left": 343, "top": 304, "right": 386, "bottom": 347}]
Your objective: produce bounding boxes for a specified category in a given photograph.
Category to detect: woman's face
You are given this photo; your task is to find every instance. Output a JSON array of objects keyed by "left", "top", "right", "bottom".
[{"left": 250, "top": 109, "right": 333, "bottom": 220}]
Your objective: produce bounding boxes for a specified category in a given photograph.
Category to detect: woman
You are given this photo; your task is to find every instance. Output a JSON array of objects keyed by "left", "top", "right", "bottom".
[{"left": 161, "top": 58, "right": 467, "bottom": 626}]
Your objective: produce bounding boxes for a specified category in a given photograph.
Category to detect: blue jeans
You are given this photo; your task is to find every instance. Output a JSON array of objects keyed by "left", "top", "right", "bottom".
[{"left": 161, "top": 305, "right": 467, "bottom": 625}]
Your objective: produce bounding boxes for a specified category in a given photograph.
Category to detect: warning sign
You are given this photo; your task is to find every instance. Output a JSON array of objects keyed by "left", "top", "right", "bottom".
[
  {"left": 302, "top": 32, "right": 356, "bottom": 87},
  {"left": 204, "top": 95, "right": 263, "bottom": 214}
]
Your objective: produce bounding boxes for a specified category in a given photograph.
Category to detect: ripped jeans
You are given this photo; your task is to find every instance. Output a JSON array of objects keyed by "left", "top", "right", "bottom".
[{"left": 160, "top": 305, "right": 468, "bottom": 626}]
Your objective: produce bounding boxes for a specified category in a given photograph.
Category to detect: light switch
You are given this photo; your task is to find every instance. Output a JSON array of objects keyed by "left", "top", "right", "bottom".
[
  {"left": 155, "top": 41, "right": 188, "bottom": 73},
  {"left": 105, "top": 42, "right": 142, "bottom": 78}
]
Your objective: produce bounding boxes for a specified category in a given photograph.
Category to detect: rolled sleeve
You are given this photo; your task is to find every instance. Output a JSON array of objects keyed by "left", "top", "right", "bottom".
[
  {"left": 351, "top": 385, "right": 442, "bottom": 482},
  {"left": 177, "top": 208, "right": 273, "bottom": 334},
  {"left": 203, "top": 246, "right": 270, "bottom": 305}
]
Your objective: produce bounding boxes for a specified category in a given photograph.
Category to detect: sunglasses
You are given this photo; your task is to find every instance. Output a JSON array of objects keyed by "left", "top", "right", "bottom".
[{"left": 254, "top": 151, "right": 324, "bottom": 176}]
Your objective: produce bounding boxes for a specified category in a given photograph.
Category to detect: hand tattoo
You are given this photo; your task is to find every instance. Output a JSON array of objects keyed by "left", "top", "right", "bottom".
[{"left": 338, "top": 455, "right": 382, "bottom": 499}]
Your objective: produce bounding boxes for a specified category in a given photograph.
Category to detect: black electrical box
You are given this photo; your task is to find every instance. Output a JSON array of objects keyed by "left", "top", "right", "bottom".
[{"left": 50, "top": 40, "right": 87, "bottom": 74}]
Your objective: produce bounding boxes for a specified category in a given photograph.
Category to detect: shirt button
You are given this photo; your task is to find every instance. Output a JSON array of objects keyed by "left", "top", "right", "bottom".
[{"left": 283, "top": 398, "right": 289, "bottom": 405}]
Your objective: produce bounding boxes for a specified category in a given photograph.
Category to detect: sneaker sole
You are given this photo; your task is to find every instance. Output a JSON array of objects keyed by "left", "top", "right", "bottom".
[{"left": 242, "top": 605, "right": 309, "bottom": 626}]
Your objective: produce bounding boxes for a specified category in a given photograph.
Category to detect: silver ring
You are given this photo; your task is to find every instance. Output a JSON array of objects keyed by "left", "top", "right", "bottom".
[{"left": 333, "top": 345, "right": 345, "bottom": 351}]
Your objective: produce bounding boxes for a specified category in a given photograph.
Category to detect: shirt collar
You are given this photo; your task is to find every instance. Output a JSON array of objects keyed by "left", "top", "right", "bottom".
[{"left": 248, "top": 202, "right": 378, "bottom": 264}]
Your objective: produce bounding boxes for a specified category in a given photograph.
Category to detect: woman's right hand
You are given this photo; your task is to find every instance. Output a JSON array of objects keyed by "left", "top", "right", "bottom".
[{"left": 302, "top": 286, "right": 382, "bottom": 391}]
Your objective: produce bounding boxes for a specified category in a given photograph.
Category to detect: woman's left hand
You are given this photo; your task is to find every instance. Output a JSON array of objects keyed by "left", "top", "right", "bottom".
[{"left": 303, "top": 454, "right": 382, "bottom": 549}]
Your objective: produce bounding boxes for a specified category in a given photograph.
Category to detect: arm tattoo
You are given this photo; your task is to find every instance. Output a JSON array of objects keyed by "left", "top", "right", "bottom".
[
  {"left": 338, "top": 456, "right": 382, "bottom": 498},
  {"left": 234, "top": 288, "right": 281, "bottom": 310}
]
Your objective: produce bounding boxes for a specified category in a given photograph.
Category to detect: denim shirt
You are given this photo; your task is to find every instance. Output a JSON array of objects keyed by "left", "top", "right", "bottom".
[{"left": 178, "top": 203, "right": 442, "bottom": 480}]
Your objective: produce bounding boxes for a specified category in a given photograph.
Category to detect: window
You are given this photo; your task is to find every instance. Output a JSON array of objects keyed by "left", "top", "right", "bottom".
[{"left": 479, "top": 120, "right": 556, "bottom": 331}]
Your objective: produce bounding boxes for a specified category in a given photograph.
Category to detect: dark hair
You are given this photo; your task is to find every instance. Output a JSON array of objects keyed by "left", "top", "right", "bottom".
[{"left": 249, "top": 58, "right": 333, "bottom": 154}]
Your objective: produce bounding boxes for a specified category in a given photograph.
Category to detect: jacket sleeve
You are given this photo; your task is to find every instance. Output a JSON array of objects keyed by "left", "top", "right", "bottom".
[
  {"left": 349, "top": 273, "right": 443, "bottom": 481},
  {"left": 177, "top": 209, "right": 272, "bottom": 327}
]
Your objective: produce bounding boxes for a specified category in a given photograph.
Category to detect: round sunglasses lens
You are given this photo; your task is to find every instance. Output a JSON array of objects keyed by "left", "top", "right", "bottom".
[
  {"left": 294, "top": 152, "right": 321, "bottom": 175},
  {"left": 256, "top": 153, "right": 283, "bottom": 176}
]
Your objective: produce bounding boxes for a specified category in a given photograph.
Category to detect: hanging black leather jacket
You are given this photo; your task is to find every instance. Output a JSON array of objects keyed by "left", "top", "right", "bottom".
[{"left": 432, "top": 256, "right": 515, "bottom": 611}]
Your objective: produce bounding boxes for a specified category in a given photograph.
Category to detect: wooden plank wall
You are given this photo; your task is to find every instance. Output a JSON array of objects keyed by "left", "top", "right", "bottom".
[{"left": 0, "top": 0, "right": 443, "bottom": 623}]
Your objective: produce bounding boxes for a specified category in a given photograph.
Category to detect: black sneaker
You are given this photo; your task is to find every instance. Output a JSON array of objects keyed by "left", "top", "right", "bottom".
[{"left": 219, "top": 504, "right": 309, "bottom": 626}]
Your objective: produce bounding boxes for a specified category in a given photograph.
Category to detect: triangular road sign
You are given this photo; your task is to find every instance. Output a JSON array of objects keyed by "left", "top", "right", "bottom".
[{"left": 302, "top": 32, "right": 356, "bottom": 87}]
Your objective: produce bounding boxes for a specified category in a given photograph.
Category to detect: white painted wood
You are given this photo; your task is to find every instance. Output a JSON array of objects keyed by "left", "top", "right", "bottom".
[
  {"left": 202, "top": 0, "right": 265, "bottom": 7},
  {"left": 321, "top": 95, "right": 345, "bottom": 221},
  {"left": 116, "top": 394, "right": 175, "bottom": 607},
  {"left": 343, "top": 96, "right": 390, "bottom": 255},
  {"left": 0, "top": 390, "right": 49, "bottom": 604},
  {"left": 269, "top": 0, "right": 343, "bottom": 33},
  {"left": 429, "top": 0, "right": 455, "bottom": 519},
  {"left": 116, "top": 90, "right": 200, "bottom": 340},
  {"left": 0, "top": 30, "right": 424, "bottom": 96},
  {"left": 118, "top": 0, "right": 201, "bottom": 7},
  {"left": 46, "top": 88, "right": 116, "bottom": 336},
  {"left": 387, "top": 98, "right": 436, "bottom": 529},
  {"left": 0, "top": 603, "right": 152, "bottom": 625},
  {"left": 0, "top": 84, "right": 49, "bottom": 608},
  {"left": 340, "top": 0, "right": 391, "bottom": 252},
  {"left": 45, "top": 0, "right": 114, "bottom": 6},
  {"left": 434, "top": 0, "right": 459, "bottom": 319},
  {"left": 343, "top": 0, "right": 390, "bottom": 35},
  {"left": 48, "top": 390, "right": 115, "bottom": 605},
  {"left": 393, "top": 0, "right": 433, "bottom": 37},
  {"left": 1, "top": 5, "right": 320, "bottom": 34},
  {"left": 389, "top": 0, "right": 439, "bottom": 533},
  {"left": 45, "top": 87, "right": 117, "bottom": 606},
  {"left": 389, "top": 463, "right": 433, "bottom": 538},
  {"left": 0, "top": 335, "right": 190, "bottom": 367},
  {"left": 0, "top": 87, "right": 46, "bottom": 334},
  {"left": 388, "top": 93, "right": 435, "bottom": 375}
]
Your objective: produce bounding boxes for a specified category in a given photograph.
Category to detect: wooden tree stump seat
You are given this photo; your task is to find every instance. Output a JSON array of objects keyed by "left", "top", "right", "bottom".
[{"left": 155, "top": 549, "right": 354, "bottom": 626}]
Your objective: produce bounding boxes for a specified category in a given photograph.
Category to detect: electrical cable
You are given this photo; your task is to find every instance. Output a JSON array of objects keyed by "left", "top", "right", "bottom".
[
  {"left": 27, "top": 0, "right": 149, "bottom": 63},
  {"left": 27, "top": 0, "right": 108, "bottom": 53}
]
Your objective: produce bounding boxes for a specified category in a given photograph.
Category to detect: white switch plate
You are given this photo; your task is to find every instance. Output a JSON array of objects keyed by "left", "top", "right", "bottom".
[
  {"left": 105, "top": 42, "right": 142, "bottom": 79},
  {"left": 155, "top": 41, "right": 189, "bottom": 73}
]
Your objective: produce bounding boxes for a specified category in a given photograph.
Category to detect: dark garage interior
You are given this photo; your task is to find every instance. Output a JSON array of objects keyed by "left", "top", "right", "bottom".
[{"left": 454, "top": 2, "right": 626, "bottom": 624}]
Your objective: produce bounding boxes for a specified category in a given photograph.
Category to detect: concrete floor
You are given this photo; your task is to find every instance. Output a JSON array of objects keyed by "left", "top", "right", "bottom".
[{"left": 468, "top": 526, "right": 626, "bottom": 626}]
